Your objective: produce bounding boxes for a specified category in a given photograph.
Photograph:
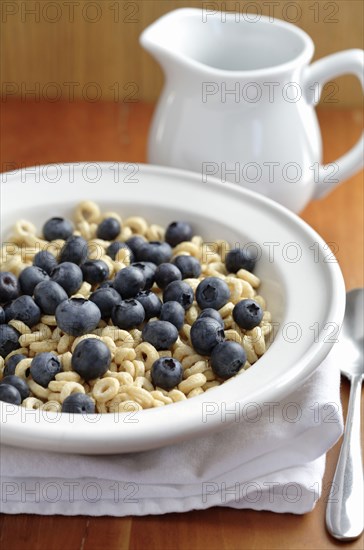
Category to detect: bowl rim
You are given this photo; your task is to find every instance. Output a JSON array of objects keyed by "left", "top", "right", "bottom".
[{"left": 0, "top": 162, "right": 346, "bottom": 454}]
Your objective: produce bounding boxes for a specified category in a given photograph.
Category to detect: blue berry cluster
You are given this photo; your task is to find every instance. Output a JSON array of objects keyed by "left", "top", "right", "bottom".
[{"left": 0, "top": 214, "right": 265, "bottom": 409}]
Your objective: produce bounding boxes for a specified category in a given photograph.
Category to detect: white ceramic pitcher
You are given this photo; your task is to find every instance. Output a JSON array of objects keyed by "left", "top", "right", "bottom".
[{"left": 140, "top": 8, "right": 363, "bottom": 212}]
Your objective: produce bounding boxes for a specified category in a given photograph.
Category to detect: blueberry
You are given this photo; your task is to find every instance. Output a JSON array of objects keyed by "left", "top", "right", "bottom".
[
  {"left": 89, "top": 287, "right": 121, "bottom": 319},
  {"left": 111, "top": 299, "right": 145, "bottom": 330},
  {"left": 19, "top": 266, "right": 49, "bottom": 296},
  {"left": 225, "top": 247, "right": 257, "bottom": 273},
  {"left": 43, "top": 217, "right": 74, "bottom": 241},
  {"left": 233, "top": 299, "right": 263, "bottom": 330},
  {"left": 113, "top": 266, "right": 145, "bottom": 298},
  {"left": 137, "top": 241, "right": 172, "bottom": 265},
  {"left": 159, "top": 301, "right": 185, "bottom": 331},
  {"left": 165, "top": 221, "right": 193, "bottom": 247},
  {"left": 155, "top": 263, "right": 182, "bottom": 290},
  {"left": 0, "top": 384, "right": 21, "bottom": 405},
  {"left": 190, "top": 318, "right": 225, "bottom": 356},
  {"left": 30, "top": 352, "right": 62, "bottom": 387},
  {"left": 98, "top": 280, "right": 115, "bottom": 289},
  {"left": 142, "top": 320, "right": 178, "bottom": 350},
  {"left": 151, "top": 357, "right": 183, "bottom": 390},
  {"left": 106, "top": 242, "right": 134, "bottom": 263},
  {"left": 60, "top": 235, "right": 88, "bottom": 265},
  {"left": 0, "top": 325, "right": 20, "bottom": 358},
  {"left": 172, "top": 255, "right": 201, "bottom": 279},
  {"left": 3, "top": 353, "right": 26, "bottom": 377},
  {"left": 0, "top": 375, "right": 30, "bottom": 400},
  {"left": 33, "top": 250, "right": 58, "bottom": 275},
  {"left": 135, "top": 290, "right": 162, "bottom": 320},
  {"left": 33, "top": 280, "right": 68, "bottom": 315},
  {"left": 51, "top": 262, "right": 83, "bottom": 296},
  {"left": 62, "top": 393, "right": 95, "bottom": 414},
  {"left": 125, "top": 236, "right": 146, "bottom": 256},
  {"left": 0, "top": 272, "right": 20, "bottom": 304},
  {"left": 97, "top": 217, "right": 121, "bottom": 241},
  {"left": 163, "top": 280, "right": 194, "bottom": 310},
  {"left": 6, "top": 295, "right": 41, "bottom": 327},
  {"left": 55, "top": 298, "right": 101, "bottom": 336},
  {"left": 71, "top": 338, "right": 111, "bottom": 381},
  {"left": 131, "top": 262, "right": 156, "bottom": 290},
  {"left": 197, "top": 308, "right": 224, "bottom": 328},
  {"left": 211, "top": 341, "right": 247, "bottom": 379},
  {"left": 81, "top": 260, "right": 109, "bottom": 285},
  {"left": 0, "top": 306, "right": 5, "bottom": 324},
  {"left": 196, "top": 277, "right": 230, "bottom": 310}
]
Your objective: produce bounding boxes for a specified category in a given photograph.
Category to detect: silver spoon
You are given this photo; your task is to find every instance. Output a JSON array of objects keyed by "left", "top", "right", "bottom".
[{"left": 326, "top": 288, "right": 364, "bottom": 541}]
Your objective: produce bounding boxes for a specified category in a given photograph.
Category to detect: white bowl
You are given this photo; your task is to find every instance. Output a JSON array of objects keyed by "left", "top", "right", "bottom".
[{"left": 0, "top": 163, "right": 345, "bottom": 454}]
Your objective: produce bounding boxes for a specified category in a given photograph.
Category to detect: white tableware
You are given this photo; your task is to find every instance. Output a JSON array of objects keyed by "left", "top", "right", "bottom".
[
  {"left": 326, "top": 289, "right": 364, "bottom": 541},
  {"left": 140, "top": 8, "right": 364, "bottom": 212},
  {"left": 0, "top": 162, "right": 345, "bottom": 454}
]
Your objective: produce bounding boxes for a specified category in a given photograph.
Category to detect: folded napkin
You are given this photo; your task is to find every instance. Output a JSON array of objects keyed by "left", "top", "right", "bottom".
[{"left": 0, "top": 351, "right": 343, "bottom": 516}]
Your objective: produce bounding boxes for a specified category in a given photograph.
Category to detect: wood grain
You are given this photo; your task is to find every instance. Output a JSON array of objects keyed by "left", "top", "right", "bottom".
[
  {"left": 0, "top": 100, "right": 363, "bottom": 550},
  {"left": 0, "top": 0, "right": 363, "bottom": 105}
]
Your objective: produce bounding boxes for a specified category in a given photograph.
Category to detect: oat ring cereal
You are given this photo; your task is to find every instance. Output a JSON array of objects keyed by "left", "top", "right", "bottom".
[{"left": 0, "top": 201, "right": 273, "bottom": 414}]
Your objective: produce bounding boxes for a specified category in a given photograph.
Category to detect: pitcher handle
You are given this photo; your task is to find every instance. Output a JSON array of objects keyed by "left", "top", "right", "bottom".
[{"left": 303, "top": 49, "right": 364, "bottom": 199}]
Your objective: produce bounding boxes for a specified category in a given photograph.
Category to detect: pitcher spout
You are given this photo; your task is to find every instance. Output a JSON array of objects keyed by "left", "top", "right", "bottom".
[{"left": 140, "top": 8, "right": 202, "bottom": 75}]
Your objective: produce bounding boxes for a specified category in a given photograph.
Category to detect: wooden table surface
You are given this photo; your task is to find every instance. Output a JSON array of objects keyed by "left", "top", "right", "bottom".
[{"left": 0, "top": 101, "right": 363, "bottom": 550}]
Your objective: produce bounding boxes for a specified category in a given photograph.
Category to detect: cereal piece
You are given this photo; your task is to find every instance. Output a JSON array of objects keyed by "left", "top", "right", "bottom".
[
  {"left": 74, "top": 200, "right": 100, "bottom": 223},
  {"left": 48, "top": 380, "right": 68, "bottom": 392},
  {"left": 178, "top": 373, "right": 207, "bottom": 394},
  {"left": 146, "top": 224, "right": 165, "bottom": 241},
  {"left": 96, "top": 402, "right": 108, "bottom": 414},
  {"left": 117, "top": 400, "right": 142, "bottom": 413},
  {"left": 125, "top": 386, "right": 154, "bottom": 408},
  {"left": 108, "top": 371, "right": 134, "bottom": 386},
  {"left": 133, "top": 360, "right": 145, "bottom": 377},
  {"left": 181, "top": 354, "right": 206, "bottom": 369},
  {"left": 184, "top": 360, "right": 208, "bottom": 379},
  {"left": 30, "top": 340, "right": 58, "bottom": 353},
  {"left": 8, "top": 320, "right": 31, "bottom": 335},
  {"left": 77, "top": 281, "right": 92, "bottom": 297},
  {"left": 225, "top": 329, "right": 243, "bottom": 345},
  {"left": 173, "top": 242, "right": 200, "bottom": 258},
  {"left": 134, "top": 342, "right": 159, "bottom": 370},
  {"left": 60, "top": 382, "right": 85, "bottom": 402},
  {"left": 57, "top": 334, "right": 75, "bottom": 354},
  {"left": 242, "top": 336, "right": 259, "bottom": 364},
  {"left": 187, "top": 387, "right": 204, "bottom": 398},
  {"left": 225, "top": 276, "right": 244, "bottom": 304},
  {"left": 121, "top": 360, "right": 135, "bottom": 378},
  {"left": 22, "top": 397, "right": 43, "bottom": 409},
  {"left": 47, "top": 392, "right": 62, "bottom": 403},
  {"left": 59, "top": 351, "right": 73, "bottom": 371},
  {"left": 41, "top": 400, "right": 62, "bottom": 412},
  {"left": 40, "top": 315, "right": 57, "bottom": 327},
  {"left": 237, "top": 269, "right": 260, "bottom": 288},
  {"left": 5, "top": 348, "right": 28, "bottom": 361},
  {"left": 150, "top": 390, "right": 173, "bottom": 405},
  {"left": 168, "top": 389, "right": 187, "bottom": 402},
  {"left": 123, "top": 216, "right": 148, "bottom": 235},
  {"left": 185, "top": 305, "right": 199, "bottom": 325},
  {"left": 93, "top": 377, "right": 119, "bottom": 403},
  {"left": 28, "top": 379, "right": 50, "bottom": 400},
  {"left": 14, "top": 358, "right": 32, "bottom": 379}
]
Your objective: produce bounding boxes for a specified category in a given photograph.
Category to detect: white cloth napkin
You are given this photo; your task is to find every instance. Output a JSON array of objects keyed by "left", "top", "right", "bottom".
[{"left": 0, "top": 351, "right": 343, "bottom": 516}]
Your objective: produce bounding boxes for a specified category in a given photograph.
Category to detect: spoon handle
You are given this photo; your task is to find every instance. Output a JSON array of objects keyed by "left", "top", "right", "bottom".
[{"left": 326, "top": 375, "right": 363, "bottom": 540}]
